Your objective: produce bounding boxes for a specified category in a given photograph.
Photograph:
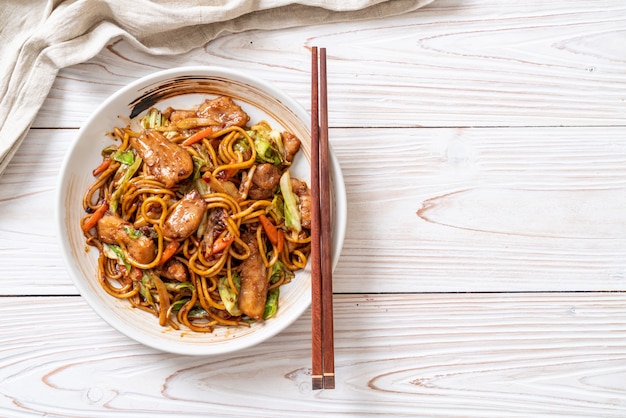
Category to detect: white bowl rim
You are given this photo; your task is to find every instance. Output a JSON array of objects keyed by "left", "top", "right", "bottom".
[{"left": 55, "top": 65, "right": 347, "bottom": 356}]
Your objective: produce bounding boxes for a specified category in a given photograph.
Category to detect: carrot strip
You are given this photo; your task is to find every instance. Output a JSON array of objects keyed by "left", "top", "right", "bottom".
[
  {"left": 182, "top": 126, "right": 216, "bottom": 146},
  {"left": 210, "top": 236, "right": 235, "bottom": 255},
  {"left": 159, "top": 240, "right": 180, "bottom": 266},
  {"left": 82, "top": 202, "right": 109, "bottom": 232},
  {"left": 258, "top": 214, "right": 279, "bottom": 246},
  {"left": 92, "top": 159, "right": 111, "bottom": 176},
  {"left": 218, "top": 158, "right": 239, "bottom": 180},
  {"left": 276, "top": 229, "right": 284, "bottom": 254}
]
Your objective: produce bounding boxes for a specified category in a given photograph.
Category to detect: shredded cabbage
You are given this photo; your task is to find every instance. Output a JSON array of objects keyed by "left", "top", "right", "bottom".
[
  {"left": 269, "top": 260, "right": 295, "bottom": 285},
  {"left": 164, "top": 281, "right": 195, "bottom": 292},
  {"left": 141, "top": 108, "right": 166, "bottom": 129},
  {"left": 102, "top": 243, "right": 130, "bottom": 272},
  {"left": 254, "top": 138, "right": 282, "bottom": 165},
  {"left": 122, "top": 225, "right": 143, "bottom": 239},
  {"left": 110, "top": 156, "right": 142, "bottom": 212},
  {"left": 249, "top": 127, "right": 284, "bottom": 165},
  {"left": 263, "top": 288, "right": 279, "bottom": 320},
  {"left": 112, "top": 149, "right": 134, "bottom": 165},
  {"left": 218, "top": 275, "right": 242, "bottom": 316},
  {"left": 279, "top": 170, "right": 301, "bottom": 233},
  {"left": 140, "top": 272, "right": 155, "bottom": 308}
]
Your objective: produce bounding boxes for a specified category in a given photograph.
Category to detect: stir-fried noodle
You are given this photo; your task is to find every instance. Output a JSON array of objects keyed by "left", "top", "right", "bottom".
[{"left": 81, "top": 97, "right": 312, "bottom": 332}]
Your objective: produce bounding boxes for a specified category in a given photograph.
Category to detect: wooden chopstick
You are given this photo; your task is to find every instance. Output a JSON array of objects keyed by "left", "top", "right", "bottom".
[
  {"left": 318, "top": 47, "right": 335, "bottom": 390},
  {"left": 310, "top": 46, "right": 324, "bottom": 391},
  {"left": 311, "top": 46, "right": 335, "bottom": 390}
]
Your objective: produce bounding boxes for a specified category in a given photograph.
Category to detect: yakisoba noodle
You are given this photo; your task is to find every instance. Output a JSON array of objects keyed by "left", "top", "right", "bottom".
[{"left": 81, "top": 96, "right": 312, "bottom": 332}]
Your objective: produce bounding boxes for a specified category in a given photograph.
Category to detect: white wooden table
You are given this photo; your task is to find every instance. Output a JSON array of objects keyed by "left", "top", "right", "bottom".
[{"left": 2, "top": 1, "right": 626, "bottom": 416}]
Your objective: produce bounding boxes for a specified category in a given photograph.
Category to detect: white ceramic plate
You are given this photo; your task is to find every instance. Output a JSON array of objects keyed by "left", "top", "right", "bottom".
[{"left": 56, "top": 66, "right": 346, "bottom": 356}]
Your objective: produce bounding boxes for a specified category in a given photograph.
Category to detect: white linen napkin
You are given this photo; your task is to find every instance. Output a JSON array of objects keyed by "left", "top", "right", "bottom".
[{"left": 0, "top": 0, "right": 433, "bottom": 176}]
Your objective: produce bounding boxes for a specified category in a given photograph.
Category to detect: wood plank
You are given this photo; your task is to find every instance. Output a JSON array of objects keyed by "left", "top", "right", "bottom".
[
  {"left": 33, "top": 0, "right": 626, "bottom": 130},
  {"left": 0, "top": 293, "right": 624, "bottom": 417},
  {"left": 3, "top": 126, "right": 626, "bottom": 294},
  {"left": 0, "top": 129, "right": 75, "bottom": 294},
  {"left": 333, "top": 126, "right": 626, "bottom": 293}
]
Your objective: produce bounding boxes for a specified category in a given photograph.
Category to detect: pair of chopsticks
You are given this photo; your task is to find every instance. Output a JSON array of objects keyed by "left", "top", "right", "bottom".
[{"left": 310, "top": 46, "right": 335, "bottom": 390}]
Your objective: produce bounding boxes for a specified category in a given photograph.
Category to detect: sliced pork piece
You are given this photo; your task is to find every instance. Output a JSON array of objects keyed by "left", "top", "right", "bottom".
[
  {"left": 237, "top": 228, "right": 268, "bottom": 320},
  {"left": 155, "top": 259, "right": 188, "bottom": 282},
  {"left": 97, "top": 213, "right": 156, "bottom": 264},
  {"left": 167, "top": 109, "right": 197, "bottom": 123},
  {"left": 162, "top": 189, "right": 208, "bottom": 240},
  {"left": 200, "top": 207, "right": 228, "bottom": 258},
  {"left": 130, "top": 129, "right": 193, "bottom": 188},
  {"left": 197, "top": 96, "right": 249, "bottom": 129},
  {"left": 291, "top": 178, "right": 311, "bottom": 229},
  {"left": 248, "top": 163, "right": 281, "bottom": 200},
  {"left": 281, "top": 131, "right": 301, "bottom": 163}
]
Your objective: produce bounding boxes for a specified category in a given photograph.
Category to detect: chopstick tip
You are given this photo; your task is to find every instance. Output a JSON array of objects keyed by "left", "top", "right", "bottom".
[
  {"left": 312, "top": 375, "right": 324, "bottom": 390},
  {"left": 323, "top": 374, "right": 335, "bottom": 389}
]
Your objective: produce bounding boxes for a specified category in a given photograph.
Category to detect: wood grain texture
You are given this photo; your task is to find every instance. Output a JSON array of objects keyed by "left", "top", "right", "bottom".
[
  {"left": 3, "top": 126, "right": 626, "bottom": 294},
  {"left": 333, "top": 126, "right": 626, "bottom": 292},
  {"left": 0, "top": 293, "right": 625, "bottom": 417},
  {"left": 32, "top": 0, "right": 626, "bottom": 130},
  {"left": 2, "top": 1, "right": 626, "bottom": 415},
  {"left": 0, "top": 130, "right": 74, "bottom": 294}
]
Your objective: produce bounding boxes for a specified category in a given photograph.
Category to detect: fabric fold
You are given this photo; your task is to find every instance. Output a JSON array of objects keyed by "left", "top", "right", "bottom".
[{"left": 0, "top": 0, "right": 434, "bottom": 175}]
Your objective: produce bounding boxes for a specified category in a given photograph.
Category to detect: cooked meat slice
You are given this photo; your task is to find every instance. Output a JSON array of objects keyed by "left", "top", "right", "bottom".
[
  {"left": 97, "top": 213, "right": 156, "bottom": 264},
  {"left": 237, "top": 228, "right": 268, "bottom": 320},
  {"left": 291, "top": 178, "right": 311, "bottom": 229},
  {"left": 162, "top": 189, "right": 208, "bottom": 240},
  {"left": 200, "top": 207, "right": 228, "bottom": 258},
  {"left": 130, "top": 129, "right": 193, "bottom": 188},
  {"left": 197, "top": 96, "right": 249, "bottom": 129},
  {"left": 247, "top": 163, "right": 281, "bottom": 200},
  {"left": 282, "top": 131, "right": 301, "bottom": 163},
  {"left": 161, "top": 107, "right": 175, "bottom": 120},
  {"left": 247, "top": 187, "right": 269, "bottom": 202},
  {"left": 155, "top": 259, "right": 188, "bottom": 282},
  {"left": 125, "top": 236, "right": 155, "bottom": 265},
  {"left": 252, "top": 164, "right": 281, "bottom": 189},
  {"left": 168, "top": 109, "right": 197, "bottom": 123},
  {"left": 96, "top": 213, "right": 125, "bottom": 243}
]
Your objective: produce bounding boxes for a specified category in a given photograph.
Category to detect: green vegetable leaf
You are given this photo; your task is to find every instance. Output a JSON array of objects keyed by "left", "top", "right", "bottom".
[
  {"left": 196, "top": 208, "right": 209, "bottom": 238},
  {"left": 218, "top": 274, "right": 242, "bottom": 316},
  {"left": 164, "top": 281, "right": 196, "bottom": 292},
  {"left": 112, "top": 150, "right": 135, "bottom": 165},
  {"left": 101, "top": 145, "right": 118, "bottom": 158},
  {"left": 263, "top": 288, "right": 279, "bottom": 320},
  {"left": 279, "top": 170, "right": 301, "bottom": 233},
  {"left": 269, "top": 260, "right": 295, "bottom": 285},
  {"left": 170, "top": 297, "right": 190, "bottom": 312},
  {"left": 110, "top": 156, "right": 142, "bottom": 212},
  {"left": 102, "top": 243, "right": 131, "bottom": 272},
  {"left": 142, "top": 108, "right": 166, "bottom": 129},
  {"left": 188, "top": 306, "right": 208, "bottom": 318},
  {"left": 122, "top": 225, "right": 143, "bottom": 239},
  {"left": 268, "top": 129, "right": 285, "bottom": 160},
  {"left": 266, "top": 194, "right": 285, "bottom": 223},
  {"left": 193, "top": 143, "right": 212, "bottom": 166},
  {"left": 254, "top": 138, "right": 282, "bottom": 165},
  {"left": 140, "top": 272, "right": 155, "bottom": 308},
  {"left": 233, "top": 138, "right": 250, "bottom": 155},
  {"left": 191, "top": 156, "right": 205, "bottom": 182},
  {"left": 195, "top": 177, "right": 210, "bottom": 196},
  {"left": 249, "top": 126, "right": 284, "bottom": 165}
]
